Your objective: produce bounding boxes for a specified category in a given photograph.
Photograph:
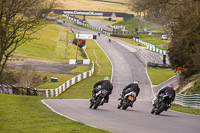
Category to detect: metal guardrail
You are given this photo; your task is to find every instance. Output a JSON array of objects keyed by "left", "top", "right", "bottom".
[{"left": 174, "top": 93, "right": 200, "bottom": 108}]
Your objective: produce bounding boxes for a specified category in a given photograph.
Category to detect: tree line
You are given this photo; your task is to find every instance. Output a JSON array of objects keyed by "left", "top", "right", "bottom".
[
  {"left": 0, "top": 0, "right": 57, "bottom": 83},
  {"left": 129, "top": 0, "right": 200, "bottom": 81}
]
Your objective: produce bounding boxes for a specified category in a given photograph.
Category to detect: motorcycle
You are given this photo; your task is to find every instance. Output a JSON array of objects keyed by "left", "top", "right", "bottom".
[
  {"left": 151, "top": 93, "right": 173, "bottom": 115},
  {"left": 118, "top": 91, "right": 136, "bottom": 110},
  {"left": 89, "top": 88, "right": 108, "bottom": 109}
]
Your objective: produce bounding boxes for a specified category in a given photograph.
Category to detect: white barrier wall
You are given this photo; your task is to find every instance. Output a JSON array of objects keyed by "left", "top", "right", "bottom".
[
  {"left": 37, "top": 61, "right": 94, "bottom": 97},
  {"left": 133, "top": 37, "right": 168, "bottom": 55}
]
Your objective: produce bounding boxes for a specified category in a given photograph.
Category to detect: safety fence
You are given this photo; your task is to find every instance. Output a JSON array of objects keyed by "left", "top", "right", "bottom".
[
  {"left": 0, "top": 85, "right": 37, "bottom": 96},
  {"left": 174, "top": 93, "right": 200, "bottom": 108},
  {"left": 62, "top": 15, "right": 111, "bottom": 36},
  {"left": 133, "top": 37, "right": 167, "bottom": 55},
  {"left": 0, "top": 61, "right": 94, "bottom": 97}
]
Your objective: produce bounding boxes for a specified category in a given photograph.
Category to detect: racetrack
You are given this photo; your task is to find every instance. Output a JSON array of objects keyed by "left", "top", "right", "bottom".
[{"left": 43, "top": 21, "right": 200, "bottom": 133}]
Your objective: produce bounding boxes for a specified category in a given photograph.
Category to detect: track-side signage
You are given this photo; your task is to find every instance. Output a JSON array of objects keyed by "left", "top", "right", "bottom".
[
  {"left": 53, "top": 9, "right": 132, "bottom": 18},
  {"left": 76, "top": 34, "right": 95, "bottom": 39}
]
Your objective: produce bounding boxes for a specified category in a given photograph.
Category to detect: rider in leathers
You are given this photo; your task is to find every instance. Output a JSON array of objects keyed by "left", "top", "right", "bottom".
[
  {"left": 158, "top": 84, "right": 175, "bottom": 99},
  {"left": 118, "top": 80, "right": 140, "bottom": 108},
  {"left": 151, "top": 84, "right": 175, "bottom": 113},
  {"left": 90, "top": 77, "right": 113, "bottom": 105}
]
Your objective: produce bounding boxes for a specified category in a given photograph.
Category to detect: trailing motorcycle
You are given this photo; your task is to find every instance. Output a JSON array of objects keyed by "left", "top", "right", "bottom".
[
  {"left": 151, "top": 93, "right": 173, "bottom": 115},
  {"left": 118, "top": 91, "right": 136, "bottom": 110},
  {"left": 89, "top": 88, "right": 108, "bottom": 109}
]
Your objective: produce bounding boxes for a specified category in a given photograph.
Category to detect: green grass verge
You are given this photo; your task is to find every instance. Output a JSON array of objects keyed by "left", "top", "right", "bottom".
[
  {"left": 36, "top": 73, "right": 74, "bottom": 89},
  {"left": 115, "top": 33, "right": 170, "bottom": 49},
  {"left": 68, "top": 66, "right": 91, "bottom": 74},
  {"left": 0, "top": 94, "right": 110, "bottom": 133},
  {"left": 147, "top": 67, "right": 177, "bottom": 85},
  {"left": 171, "top": 104, "right": 200, "bottom": 115},
  {"left": 113, "top": 18, "right": 157, "bottom": 32},
  {"left": 14, "top": 24, "right": 85, "bottom": 62}
]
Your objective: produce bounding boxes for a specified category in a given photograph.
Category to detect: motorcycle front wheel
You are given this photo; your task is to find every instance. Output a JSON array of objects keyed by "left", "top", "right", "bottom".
[
  {"left": 93, "top": 96, "right": 102, "bottom": 109},
  {"left": 155, "top": 102, "right": 166, "bottom": 115}
]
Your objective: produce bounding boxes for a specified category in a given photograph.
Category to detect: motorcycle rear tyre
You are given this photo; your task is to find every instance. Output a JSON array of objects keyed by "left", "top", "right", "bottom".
[
  {"left": 122, "top": 99, "right": 130, "bottom": 110},
  {"left": 155, "top": 102, "right": 166, "bottom": 115},
  {"left": 93, "top": 96, "right": 102, "bottom": 109}
]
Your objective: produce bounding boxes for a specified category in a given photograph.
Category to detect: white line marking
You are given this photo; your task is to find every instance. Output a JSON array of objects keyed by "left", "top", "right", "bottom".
[
  {"left": 95, "top": 40, "right": 114, "bottom": 82},
  {"left": 93, "top": 49, "right": 101, "bottom": 73},
  {"left": 41, "top": 100, "right": 100, "bottom": 129}
]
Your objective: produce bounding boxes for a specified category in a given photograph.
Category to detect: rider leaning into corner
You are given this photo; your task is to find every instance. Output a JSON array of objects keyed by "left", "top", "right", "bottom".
[
  {"left": 90, "top": 76, "right": 113, "bottom": 105},
  {"left": 151, "top": 84, "right": 176, "bottom": 113},
  {"left": 118, "top": 80, "right": 140, "bottom": 108}
]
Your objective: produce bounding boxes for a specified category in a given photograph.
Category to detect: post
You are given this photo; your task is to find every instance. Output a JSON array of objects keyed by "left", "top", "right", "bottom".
[
  {"left": 75, "top": 32, "right": 79, "bottom": 68},
  {"left": 66, "top": 23, "right": 70, "bottom": 58}
]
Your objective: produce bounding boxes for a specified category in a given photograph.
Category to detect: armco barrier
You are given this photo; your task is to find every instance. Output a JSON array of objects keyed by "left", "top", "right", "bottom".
[
  {"left": 174, "top": 93, "right": 200, "bottom": 108},
  {"left": 135, "top": 48, "right": 156, "bottom": 66}
]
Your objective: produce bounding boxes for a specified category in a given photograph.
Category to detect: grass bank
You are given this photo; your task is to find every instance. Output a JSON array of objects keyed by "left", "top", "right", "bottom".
[
  {"left": 147, "top": 67, "right": 177, "bottom": 85},
  {"left": 14, "top": 24, "right": 85, "bottom": 62},
  {"left": 0, "top": 94, "right": 110, "bottom": 133},
  {"left": 171, "top": 104, "right": 200, "bottom": 115},
  {"left": 113, "top": 18, "right": 157, "bottom": 32}
]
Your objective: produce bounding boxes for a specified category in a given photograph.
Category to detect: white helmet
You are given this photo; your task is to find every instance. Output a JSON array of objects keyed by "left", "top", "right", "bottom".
[{"left": 133, "top": 80, "right": 139, "bottom": 84}]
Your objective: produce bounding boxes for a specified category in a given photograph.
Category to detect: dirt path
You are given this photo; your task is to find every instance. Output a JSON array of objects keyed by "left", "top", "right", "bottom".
[{"left": 8, "top": 58, "right": 89, "bottom": 75}]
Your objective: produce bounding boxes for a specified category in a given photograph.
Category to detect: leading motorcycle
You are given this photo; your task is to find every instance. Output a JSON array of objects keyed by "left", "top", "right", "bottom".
[
  {"left": 118, "top": 91, "right": 136, "bottom": 110},
  {"left": 151, "top": 93, "right": 173, "bottom": 115},
  {"left": 89, "top": 88, "right": 108, "bottom": 109}
]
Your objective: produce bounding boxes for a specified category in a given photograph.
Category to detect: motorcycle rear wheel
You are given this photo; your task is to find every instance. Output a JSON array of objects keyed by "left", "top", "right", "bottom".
[
  {"left": 93, "top": 96, "right": 102, "bottom": 109},
  {"left": 122, "top": 99, "right": 130, "bottom": 110},
  {"left": 155, "top": 102, "right": 166, "bottom": 115}
]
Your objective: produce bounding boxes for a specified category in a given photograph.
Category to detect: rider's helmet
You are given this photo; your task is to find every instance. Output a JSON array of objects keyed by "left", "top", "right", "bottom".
[
  {"left": 104, "top": 76, "right": 110, "bottom": 80},
  {"left": 168, "top": 84, "right": 173, "bottom": 88},
  {"left": 133, "top": 80, "right": 139, "bottom": 85}
]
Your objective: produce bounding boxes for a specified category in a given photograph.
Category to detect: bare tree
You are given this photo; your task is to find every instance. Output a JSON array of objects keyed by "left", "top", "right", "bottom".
[{"left": 0, "top": 0, "right": 57, "bottom": 83}]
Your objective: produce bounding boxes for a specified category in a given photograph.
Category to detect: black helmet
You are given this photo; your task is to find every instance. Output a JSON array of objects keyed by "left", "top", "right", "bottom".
[{"left": 168, "top": 84, "right": 173, "bottom": 88}]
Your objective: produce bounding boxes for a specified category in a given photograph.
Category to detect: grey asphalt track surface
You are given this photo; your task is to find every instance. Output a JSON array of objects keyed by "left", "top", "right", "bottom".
[{"left": 43, "top": 21, "right": 200, "bottom": 133}]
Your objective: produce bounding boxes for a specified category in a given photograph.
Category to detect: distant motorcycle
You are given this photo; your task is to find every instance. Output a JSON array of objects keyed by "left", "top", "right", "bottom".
[
  {"left": 108, "top": 38, "right": 111, "bottom": 42},
  {"left": 89, "top": 88, "right": 108, "bottom": 109},
  {"left": 118, "top": 91, "right": 136, "bottom": 110},
  {"left": 151, "top": 93, "right": 173, "bottom": 115}
]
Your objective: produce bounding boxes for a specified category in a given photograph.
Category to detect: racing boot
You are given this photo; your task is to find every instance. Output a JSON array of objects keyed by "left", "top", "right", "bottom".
[
  {"left": 117, "top": 104, "right": 121, "bottom": 109},
  {"left": 151, "top": 105, "right": 156, "bottom": 114},
  {"left": 89, "top": 94, "right": 96, "bottom": 102},
  {"left": 100, "top": 99, "right": 108, "bottom": 106}
]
